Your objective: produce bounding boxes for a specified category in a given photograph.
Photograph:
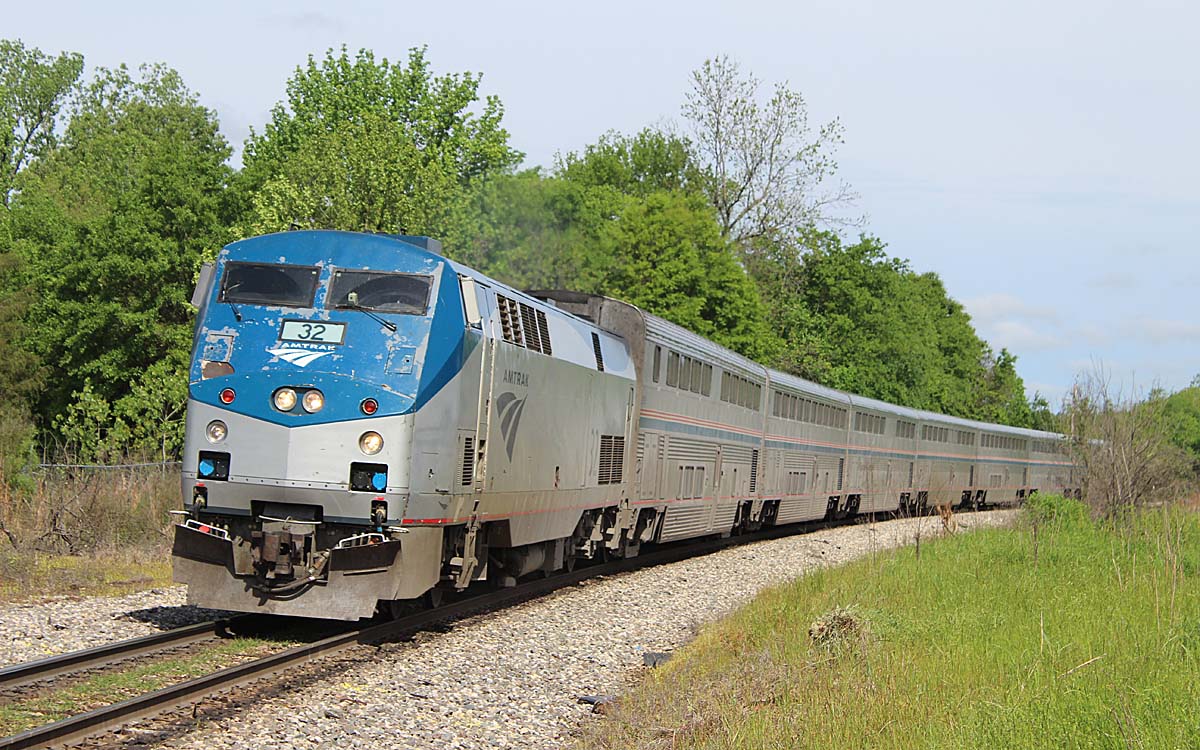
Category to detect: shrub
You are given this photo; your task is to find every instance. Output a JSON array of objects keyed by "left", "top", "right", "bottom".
[{"left": 1024, "top": 492, "right": 1089, "bottom": 528}]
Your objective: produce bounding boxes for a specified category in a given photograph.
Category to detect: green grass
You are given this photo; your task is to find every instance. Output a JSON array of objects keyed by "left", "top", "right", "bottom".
[
  {"left": 580, "top": 497, "right": 1200, "bottom": 749},
  {"left": 0, "top": 637, "right": 290, "bottom": 736},
  {"left": 0, "top": 548, "right": 173, "bottom": 603}
]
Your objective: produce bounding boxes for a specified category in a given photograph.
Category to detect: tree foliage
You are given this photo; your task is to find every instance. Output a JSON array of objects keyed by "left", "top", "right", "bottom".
[
  {"left": 0, "top": 40, "right": 83, "bottom": 206},
  {"left": 470, "top": 130, "right": 779, "bottom": 361},
  {"left": 747, "top": 230, "right": 1037, "bottom": 424},
  {"left": 1162, "top": 383, "right": 1200, "bottom": 473},
  {"left": 555, "top": 129, "right": 704, "bottom": 198},
  {"left": 240, "top": 46, "right": 521, "bottom": 246},
  {"left": 602, "top": 191, "right": 779, "bottom": 361},
  {"left": 9, "top": 63, "right": 231, "bottom": 459}
]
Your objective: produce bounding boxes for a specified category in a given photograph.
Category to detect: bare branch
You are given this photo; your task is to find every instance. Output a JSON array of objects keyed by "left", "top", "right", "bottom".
[{"left": 683, "top": 55, "right": 859, "bottom": 244}]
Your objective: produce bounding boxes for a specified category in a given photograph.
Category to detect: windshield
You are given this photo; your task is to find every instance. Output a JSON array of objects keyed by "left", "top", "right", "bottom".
[
  {"left": 220, "top": 262, "right": 321, "bottom": 308},
  {"left": 328, "top": 270, "right": 432, "bottom": 315}
]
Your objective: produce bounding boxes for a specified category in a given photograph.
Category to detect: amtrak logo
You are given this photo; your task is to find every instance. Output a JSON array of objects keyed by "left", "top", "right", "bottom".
[
  {"left": 496, "top": 391, "right": 527, "bottom": 461},
  {"left": 267, "top": 347, "right": 334, "bottom": 368}
]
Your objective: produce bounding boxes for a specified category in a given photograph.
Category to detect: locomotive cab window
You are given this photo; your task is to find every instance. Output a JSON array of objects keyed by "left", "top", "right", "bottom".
[
  {"left": 220, "top": 262, "right": 320, "bottom": 308},
  {"left": 329, "top": 270, "right": 432, "bottom": 314}
]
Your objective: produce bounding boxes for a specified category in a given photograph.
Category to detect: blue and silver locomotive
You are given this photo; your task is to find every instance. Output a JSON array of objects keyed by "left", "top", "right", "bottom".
[{"left": 174, "top": 230, "right": 1075, "bottom": 620}]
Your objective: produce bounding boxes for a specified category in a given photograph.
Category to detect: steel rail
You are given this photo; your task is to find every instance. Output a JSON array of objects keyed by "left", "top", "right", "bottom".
[
  {"left": 0, "top": 618, "right": 257, "bottom": 693},
  {"left": 0, "top": 510, "right": 956, "bottom": 750}
]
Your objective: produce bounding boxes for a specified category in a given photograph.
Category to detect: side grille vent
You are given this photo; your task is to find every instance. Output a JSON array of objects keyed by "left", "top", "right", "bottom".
[
  {"left": 598, "top": 435, "right": 625, "bottom": 485},
  {"left": 520, "top": 303, "right": 540, "bottom": 351},
  {"left": 536, "top": 309, "right": 552, "bottom": 355},
  {"left": 497, "top": 295, "right": 524, "bottom": 346},
  {"left": 591, "top": 332, "right": 605, "bottom": 372},
  {"left": 461, "top": 437, "right": 475, "bottom": 486},
  {"left": 837, "top": 457, "right": 845, "bottom": 491},
  {"left": 749, "top": 449, "right": 759, "bottom": 494},
  {"left": 497, "top": 293, "right": 553, "bottom": 356}
]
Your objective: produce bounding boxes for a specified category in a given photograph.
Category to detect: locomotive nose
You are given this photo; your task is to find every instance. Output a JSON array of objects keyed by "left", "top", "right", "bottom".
[{"left": 182, "top": 396, "right": 414, "bottom": 493}]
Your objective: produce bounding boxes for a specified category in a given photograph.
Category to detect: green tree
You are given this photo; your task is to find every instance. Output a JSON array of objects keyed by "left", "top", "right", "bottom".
[
  {"left": 0, "top": 39, "right": 83, "bottom": 206},
  {"left": 1028, "top": 393, "right": 1058, "bottom": 432},
  {"left": 603, "top": 191, "right": 780, "bottom": 362},
  {"left": 466, "top": 168, "right": 619, "bottom": 292},
  {"left": 975, "top": 348, "right": 1034, "bottom": 427},
  {"left": 240, "top": 46, "right": 521, "bottom": 248},
  {"left": 469, "top": 130, "right": 779, "bottom": 362},
  {"left": 555, "top": 129, "right": 704, "bottom": 198},
  {"left": 0, "top": 38, "right": 81, "bottom": 479},
  {"left": 10, "top": 63, "right": 231, "bottom": 458},
  {"left": 1163, "top": 384, "right": 1200, "bottom": 473},
  {"left": 747, "top": 229, "right": 1038, "bottom": 426}
]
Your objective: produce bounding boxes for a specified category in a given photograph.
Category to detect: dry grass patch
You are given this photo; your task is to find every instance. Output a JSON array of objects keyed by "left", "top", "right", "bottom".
[{"left": 0, "top": 465, "right": 176, "bottom": 603}]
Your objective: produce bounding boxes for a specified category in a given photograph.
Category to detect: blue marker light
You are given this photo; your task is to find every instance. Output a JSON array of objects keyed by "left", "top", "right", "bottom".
[
  {"left": 199, "top": 459, "right": 215, "bottom": 477},
  {"left": 372, "top": 472, "right": 387, "bottom": 491}
]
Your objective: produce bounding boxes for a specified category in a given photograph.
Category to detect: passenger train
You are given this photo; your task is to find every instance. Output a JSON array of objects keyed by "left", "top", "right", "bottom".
[{"left": 173, "top": 230, "right": 1076, "bottom": 620}]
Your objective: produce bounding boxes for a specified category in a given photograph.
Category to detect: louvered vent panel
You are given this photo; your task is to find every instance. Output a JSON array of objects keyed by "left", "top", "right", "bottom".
[
  {"left": 667, "top": 438, "right": 718, "bottom": 462},
  {"left": 536, "top": 309, "right": 552, "bottom": 355},
  {"left": 749, "top": 449, "right": 759, "bottom": 494},
  {"left": 720, "top": 445, "right": 753, "bottom": 464},
  {"left": 611, "top": 436, "right": 624, "bottom": 483},
  {"left": 591, "top": 332, "right": 605, "bottom": 371},
  {"left": 837, "top": 457, "right": 845, "bottom": 491},
  {"left": 598, "top": 435, "right": 625, "bottom": 485},
  {"left": 598, "top": 436, "right": 613, "bottom": 484},
  {"left": 461, "top": 437, "right": 475, "bottom": 486},
  {"left": 519, "top": 303, "right": 542, "bottom": 353},
  {"left": 498, "top": 295, "right": 524, "bottom": 346}
]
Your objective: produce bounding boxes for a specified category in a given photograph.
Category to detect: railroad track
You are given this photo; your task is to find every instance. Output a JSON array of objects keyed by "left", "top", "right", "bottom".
[
  {"left": 0, "top": 510, "right": 949, "bottom": 750},
  {"left": 0, "top": 617, "right": 263, "bottom": 696}
]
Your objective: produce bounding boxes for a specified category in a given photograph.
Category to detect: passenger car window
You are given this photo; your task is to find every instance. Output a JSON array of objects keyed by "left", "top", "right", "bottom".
[
  {"left": 329, "top": 270, "right": 432, "bottom": 314},
  {"left": 220, "top": 263, "right": 321, "bottom": 308}
]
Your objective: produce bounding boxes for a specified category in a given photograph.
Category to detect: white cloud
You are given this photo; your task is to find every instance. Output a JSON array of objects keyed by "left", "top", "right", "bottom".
[
  {"left": 262, "top": 11, "right": 345, "bottom": 32},
  {"left": 1126, "top": 318, "right": 1200, "bottom": 345},
  {"left": 1075, "top": 323, "right": 1112, "bottom": 346},
  {"left": 990, "top": 320, "right": 1063, "bottom": 352},
  {"left": 964, "top": 293, "right": 1060, "bottom": 327},
  {"left": 1089, "top": 271, "right": 1139, "bottom": 291}
]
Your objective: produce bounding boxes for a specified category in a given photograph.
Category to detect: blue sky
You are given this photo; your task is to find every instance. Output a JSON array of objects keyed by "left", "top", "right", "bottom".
[{"left": 9, "top": 0, "right": 1198, "bottom": 404}]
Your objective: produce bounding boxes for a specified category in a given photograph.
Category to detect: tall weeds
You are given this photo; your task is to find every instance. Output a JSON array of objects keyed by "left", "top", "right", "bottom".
[
  {"left": 0, "top": 463, "right": 176, "bottom": 555},
  {"left": 1062, "top": 369, "right": 1192, "bottom": 519}
]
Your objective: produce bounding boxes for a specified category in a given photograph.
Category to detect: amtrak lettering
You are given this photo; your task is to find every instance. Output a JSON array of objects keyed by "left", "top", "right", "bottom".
[
  {"left": 502, "top": 369, "right": 528, "bottom": 387},
  {"left": 496, "top": 391, "right": 527, "bottom": 460}
]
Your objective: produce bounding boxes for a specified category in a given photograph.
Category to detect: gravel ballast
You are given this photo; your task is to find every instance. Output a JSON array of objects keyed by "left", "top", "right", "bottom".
[
  {"left": 0, "top": 588, "right": 230, "bottom": 668},
  {"left": 1, "top": 511, "right": 1015, "bottom": 748}
]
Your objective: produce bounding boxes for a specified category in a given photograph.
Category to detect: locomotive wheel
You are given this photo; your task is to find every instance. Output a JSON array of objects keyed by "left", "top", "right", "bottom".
[
  {"left": 384, "top": 588, "right": 444, "bottom": 619},
  {"left": 426, "top": 587, "right": 445, "bottom": 608}
]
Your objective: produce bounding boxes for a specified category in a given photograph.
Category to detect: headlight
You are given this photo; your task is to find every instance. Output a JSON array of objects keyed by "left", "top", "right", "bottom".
[
  {"left": 273, "top": 388, "right": 297, "bottom": 411},
  {"left": 205, "top": 420, "right": 227, "bottom": 443},
  {"left": 359, "top": 431, "right": 383, "bottom": 455},
  {"left": 302, "top": 389, "right": 325, "bottom": 413}
]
